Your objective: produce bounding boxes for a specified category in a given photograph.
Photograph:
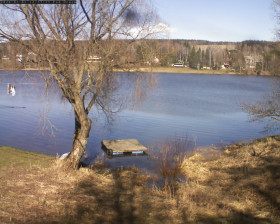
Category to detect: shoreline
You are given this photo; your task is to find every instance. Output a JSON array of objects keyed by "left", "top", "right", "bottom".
[
  {"left": 1, "top": 134, "right": 279, "bottom": 223},
  {"left": 0, "top": 66, "right": 272, "bottom": 76},
  {"left": 138, "top": 66, "right": 271, "bottom": 76},
  {"left": 1, "top": 134, "right": 278, "bottom": 165}
]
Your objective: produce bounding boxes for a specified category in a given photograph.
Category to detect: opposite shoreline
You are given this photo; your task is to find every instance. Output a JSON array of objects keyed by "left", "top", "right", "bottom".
[{"left": 0, "top": 66, "right": 272, "bottom": 76}]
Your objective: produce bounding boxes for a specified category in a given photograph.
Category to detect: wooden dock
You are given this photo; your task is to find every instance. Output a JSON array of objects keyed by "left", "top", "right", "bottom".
[{"left": 102, "top": 139, "right": 148, "bottom": 156}]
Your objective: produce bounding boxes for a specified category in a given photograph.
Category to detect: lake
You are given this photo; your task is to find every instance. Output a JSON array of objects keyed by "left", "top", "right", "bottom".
[{"left": 0, "top": 70, "right": 278, "bottom": 171}]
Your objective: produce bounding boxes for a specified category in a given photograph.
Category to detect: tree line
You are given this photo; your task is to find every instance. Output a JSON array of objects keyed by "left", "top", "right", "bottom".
[{"left": 1, "top": 39, "right": 279, "bottom": 75}]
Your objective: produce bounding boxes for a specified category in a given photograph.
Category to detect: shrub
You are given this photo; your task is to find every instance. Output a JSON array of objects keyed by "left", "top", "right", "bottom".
[{"left": 151, "top": 137, "right": 194, "bottom": 195}]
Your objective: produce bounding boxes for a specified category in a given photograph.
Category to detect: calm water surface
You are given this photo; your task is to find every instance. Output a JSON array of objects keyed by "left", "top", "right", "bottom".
[{"left": 0, "top": 71, "right": 278, "bottom": 171}]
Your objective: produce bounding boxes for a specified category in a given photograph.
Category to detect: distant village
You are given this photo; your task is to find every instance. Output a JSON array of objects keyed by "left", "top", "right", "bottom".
[{"left": 0, "top": 40, "right": 279, "bottom": 75}]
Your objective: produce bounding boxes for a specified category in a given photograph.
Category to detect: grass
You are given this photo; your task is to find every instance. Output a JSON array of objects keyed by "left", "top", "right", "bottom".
[
  {"left": 0, "top": 146, "right": 54, "bottom": 169},
  {"left": 179, "top": 136, "right": 280, "bottom": 223},
  {"left": 2, "top": 65, "right": 271, "bottom": 76},
  {"left": 0, "top": 136, "right": 279, "bottom": 223},
  {"left": 137, "top": 66, "right": 270, "bottom": 76},
  {"left": 140, "top": 66, "right": 237, "bottom": 75}
]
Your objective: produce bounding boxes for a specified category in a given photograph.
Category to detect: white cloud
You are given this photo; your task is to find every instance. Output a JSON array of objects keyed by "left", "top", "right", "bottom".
[
  {"left": 154, "top": 23, "right": 178, "bottom": 34},
  {"left": 127, "top": 22, "right": 178, "bottom": 39}
]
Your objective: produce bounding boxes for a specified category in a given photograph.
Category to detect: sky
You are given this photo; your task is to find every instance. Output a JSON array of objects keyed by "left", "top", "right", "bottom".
[{"left": 153, "top": 0, "right": 277, "bottom": 42}]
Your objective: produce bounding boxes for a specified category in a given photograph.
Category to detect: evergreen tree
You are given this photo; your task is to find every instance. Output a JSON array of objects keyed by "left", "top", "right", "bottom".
[
  {"left": 197, "top": 48, "right": 202, "bottom": 69},
  {"left": 188, "top": 46, "right": 197, "bottom": 69},
  {"left": 200, "top": 50, "right": 205, "bottom": 67},
  {"left": 205, "top": 48, "right": 210, "bottom": 67}
]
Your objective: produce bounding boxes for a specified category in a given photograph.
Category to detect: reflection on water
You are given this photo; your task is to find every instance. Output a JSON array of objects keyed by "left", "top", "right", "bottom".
[{"left": 0, "top": 70, "right": 278, "bottom": 170}]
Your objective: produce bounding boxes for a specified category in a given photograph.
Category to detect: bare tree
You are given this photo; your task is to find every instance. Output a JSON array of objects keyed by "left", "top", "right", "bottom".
[
  {"left": 242, "top": 1, "right": 280, "bottom": 129},
  {"left": 242, "top": 83, "right": 280, "bottom": 130},
  {"left": 0, "top": 1, "right": 160, "bottom": 169}
]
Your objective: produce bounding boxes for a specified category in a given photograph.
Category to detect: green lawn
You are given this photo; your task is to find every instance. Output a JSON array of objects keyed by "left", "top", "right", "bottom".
[{"left": 0, "top": 146, "right": 54, "bottom": 169}]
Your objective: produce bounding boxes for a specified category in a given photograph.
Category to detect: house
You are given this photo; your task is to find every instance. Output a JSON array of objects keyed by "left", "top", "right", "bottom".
[
  {"left": 245, "top": 56, "right": 254, "bottom": 69},
  {"left": 244, "top": 55, "right": 263, "bottom": 70},
  {"left": 223, "top": 58, "right": 232, "bottom": 68},
  {"left": 172, "top": 63, "right": 185, "bottom": 67},
  {"left": 145, "top": 57, "right": 160, "bottom": 66},
  {"left": 202, "top": 66, "right": 211, "bottom": 70},
  {"left": 1, "top": 55, "right": 10, "bottom": 60},
  {"left": 154, "top": 57, "right": 160, "bottom": 64},
  {"left": 16, "top": 54, "right": 23, "bottom": 62},
  {"left": 87, "top": 55, "right": 101, "bottom": 63},
  {"left": 27, "top": 52, "right": 38, "bottom": 63}
]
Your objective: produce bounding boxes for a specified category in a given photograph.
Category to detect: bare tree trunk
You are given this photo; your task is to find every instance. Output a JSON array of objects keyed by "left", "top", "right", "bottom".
[{"left": 67, "top": 105, "right": 92, "bottom": 169}]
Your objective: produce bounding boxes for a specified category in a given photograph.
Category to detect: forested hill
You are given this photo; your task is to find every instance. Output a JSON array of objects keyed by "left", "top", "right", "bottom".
[{"left": 150, "top": 40, "right": 279, "bottom": 74}]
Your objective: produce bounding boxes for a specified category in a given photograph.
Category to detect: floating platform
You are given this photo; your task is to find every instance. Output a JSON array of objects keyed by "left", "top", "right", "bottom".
[{"left": 102, "top": 139, "right": 148, "bottom": 156}]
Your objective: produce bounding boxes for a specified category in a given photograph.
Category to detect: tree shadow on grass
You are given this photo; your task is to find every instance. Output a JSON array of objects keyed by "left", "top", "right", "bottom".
[
  {"left": 193, "top": 210, "right": 272, "bottom": 224},
  {"left": 56, "top": 168, "right": 179, "bottom": 224},
  {"left": 203, "top": 155, "right": 280, "bottom": 223},
  {"left": 17, "top": 157, "right": 279, "bottom": 224}
]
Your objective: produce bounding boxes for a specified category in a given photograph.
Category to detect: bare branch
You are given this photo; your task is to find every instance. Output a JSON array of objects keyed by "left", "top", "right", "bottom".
[{"left": 0, "top": 0, "right": 160, "bottom": 168}]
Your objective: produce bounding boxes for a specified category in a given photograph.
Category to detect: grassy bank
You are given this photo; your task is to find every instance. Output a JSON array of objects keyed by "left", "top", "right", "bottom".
[
  {"left": 0, "top": 146, "right": 54, "bottom": 170},
  {"left": 0, "top": 137, "right": 279, "bottom": 223},
  {"left": 139, "top": 66, "right": 238, "bottom": 75},
  {"left": 137, "top": 66, "right": 271, "bottom": 76},
  {"left": 0, "top": 66, "right": 271, "bottom": 76}
]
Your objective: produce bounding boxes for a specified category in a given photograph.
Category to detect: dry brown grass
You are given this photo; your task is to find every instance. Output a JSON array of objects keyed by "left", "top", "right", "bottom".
[
  {"left": 179, "top": 136, "right": 280, "bottom": 223},
  {"left": 0, "top": 159, "right": 182, "bottom": 224},
  {"left": 0, "top": 136, "right": 279, "bottom": 223},
  {"left": 137, "top": 66, "right": 269, "bottom": 76}
]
